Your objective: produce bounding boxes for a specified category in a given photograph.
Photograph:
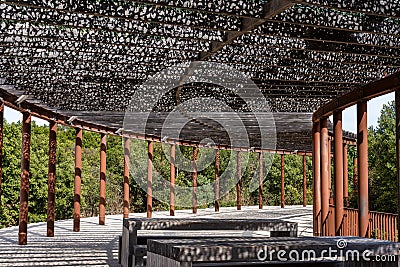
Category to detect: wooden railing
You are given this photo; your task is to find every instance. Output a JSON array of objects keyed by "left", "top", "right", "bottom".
[{"left": 324, "top": 206, "right": 397, "bottom": 242}]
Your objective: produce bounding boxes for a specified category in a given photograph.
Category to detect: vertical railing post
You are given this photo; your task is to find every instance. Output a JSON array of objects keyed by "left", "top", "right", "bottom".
[
  {"left": 281, "top": 154, "right": 285, "bottom": 208},
  {"left": 303, "top": 155, "right": 307, "bottom": 207},
  {"left": 259, "top": 152, "right": 264, "bottom": 209},
  {"left": 18, "top": 112, "right": 31, "bottom": 245},
  {"left": 312, "top": 122, "right": 321, "bottom": 236},
  {"left": 395, "top": 90, "right": 400, "bottom": 241},
  {"left": 357, "top": 101, "right": 369, "bottom": 237},
  {"left": 215, "top": 149, "right": 220, "bottom": 212},
  {"left": 123, "top": 137, "right": 130, "bottom": 219},
  {"left": 47, "top": 120, "right": 57, "bottom": 237},
  {"left": 99, "top": 133, "right": 107, "bottom": 225},
  {"left": 192, "top": 147, "right": 198, "bottom": 214},
  {"left": 73, "top": 128, "right": 82, "bottom": 232},
  {"left": 170, "top": 144, "right": 176, "bottom": 216},
  {"left": 236, "top": 151, "right": 242, "bottom": 210},
  {"left": 321, "top": 118, "right": 329, "bottom": 236},
  {"left": 343, "top": 143, "right": 349, "bottom": 207},
  {"left": 334, "top": 110, "right": 344, "bottom": 236},
  {"left": 147, "top": 141, "right": 153, "bottom": 218}
]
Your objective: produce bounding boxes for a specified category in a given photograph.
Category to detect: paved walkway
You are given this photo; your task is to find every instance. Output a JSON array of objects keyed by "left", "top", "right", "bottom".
[{"left": 0, "top": 205, "right": 312, "bottom": 267}]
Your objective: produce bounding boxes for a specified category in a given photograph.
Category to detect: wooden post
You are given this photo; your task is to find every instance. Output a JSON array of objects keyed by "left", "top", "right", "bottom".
[
  {"left": 123, "top": 137, "right": 130, "bottom": 219},
  {"left": 303, "top": 155, "right": 307, "bottom": 207},
  {"left": 73, "top": 128, "right": 82, "bottom": 232},
  {"left": 357, "top": 101, "right": 369, "bottom": 237},
  {"left": 259, "top": 152, "right": 264, "bottom": 209},
  {"left": 215, "top": 149, "right": 220, "bottom": 212},
  {"left": 281, "top": 154, "right": 285, "bottom": 208},
  {"left": 343, "top": 143, "right": 349, "bottom": 207},
  {"left": 99, "top": 133, "right": 107, "bottom": 225},
  {"left": 18, "top": 112, "right": 31, "bottom": 245},
  {"left": 47, "top": 120, "right": 57, "bottom": 237},
  {"left": 396, "top": 90, "right": 400, "bottom": 241},
  {"left": 312, "top": 122, "right": 321, "bottom": 236},
  {"left": 192, "top": 147, "right": 198, "bottom": 214},
  {"left": 320, "top": 118, "right": 329, "bottom": 236},
  {"left": 170, "top": 144, "right": 176, "bottom": 216},
  {"left": 0, "top": 102, "right": 3, "bottom": 206},
  {"left": 334, "top": 111, "right": 344, "bottom": 236},
  {"left": 147, "top": 141, "right": 153, "bottom": 218},
  {"left": 236, "top": 151, "right": 242, "bottom": 210}
]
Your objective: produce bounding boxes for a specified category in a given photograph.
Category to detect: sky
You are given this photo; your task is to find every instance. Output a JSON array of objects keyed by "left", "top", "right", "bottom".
[{"left": 3, "top": 92, "right": 395, "bottom": 133}]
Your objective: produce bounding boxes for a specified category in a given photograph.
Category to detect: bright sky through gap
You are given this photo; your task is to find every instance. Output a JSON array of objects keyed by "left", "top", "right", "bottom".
[{"left": 3, "top": 92, "right": 395, "bottom": 133}]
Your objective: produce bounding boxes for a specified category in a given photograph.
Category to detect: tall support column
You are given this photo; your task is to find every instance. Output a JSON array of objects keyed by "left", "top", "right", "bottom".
[
  {"left": 328, "top": 138, "right": 333, "bottom": 205},
  {"left": 236, "top": 151, "right": 242, "bottom": 210},
  {"left": 170, "top": 144, "right": 176, "bottom": 216},
  {"left": 73, "top": 128, "right": 82, "bottom": 232},
  {"left": 280, "top": 154, "right": 285, "bottom": 208},
  {"left": 395, "top": 90, "right": 400, "bottom": 241},
  {"left": 334, "top": 111, "right": 344, "bottom": 236},
  {"left": 320, "top": 118, "right": 330, "bottom": 236},
  {"left": 312, "top": 122, "right": 321, "bottom": 236},
  {"left": 215, "top": 149, "right": 220, "bottom": 212},
  {"left": 259, "top": 152, "right": 263, "bottom": 209},
  {"left": 343, "top": 143, "right": 349, "bottom": 207},
  {"left": 0, "top": 102, "right": 3, "bottom": 206},
  {"left": 357, "top": 101, "right": 369, "bottom": 237},
  {"left": 123, "top": 138, "right": 130, "bottom": 219},
  {"left": 192, "top": 147, "right": 198, "bottom": 214},
  {"left": 303, "top": 155, "right": 307, "bottom": 207},
  {"left": 147, "top": 141, "right": 153, "bottom": 218},
  {"left": 99, "top": 133, "right": 107, "bottom": 225},
  {"left": 353, "top": 157, "right": 358, "bottom": 198},
  {"left": 18, "top": 112, "right": 31, "bottom": 245},
  {"left": 47, "top": 120, "right": 57, "bottom": 237}
]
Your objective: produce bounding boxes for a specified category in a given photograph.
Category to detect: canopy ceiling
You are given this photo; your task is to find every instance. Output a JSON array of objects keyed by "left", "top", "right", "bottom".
[{"left": 0, "top": 0, "right": 396, "bottom": 150}]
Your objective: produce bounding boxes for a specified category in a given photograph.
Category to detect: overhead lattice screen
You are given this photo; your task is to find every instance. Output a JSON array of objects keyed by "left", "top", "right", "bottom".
[{"left": 0, "top": 0, "right": 396, "bottom": 150}]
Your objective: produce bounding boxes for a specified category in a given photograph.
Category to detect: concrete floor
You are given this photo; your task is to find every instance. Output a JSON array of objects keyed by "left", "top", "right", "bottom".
[{"left": 0, "top": 205, "right": 312, "bottom": 267}]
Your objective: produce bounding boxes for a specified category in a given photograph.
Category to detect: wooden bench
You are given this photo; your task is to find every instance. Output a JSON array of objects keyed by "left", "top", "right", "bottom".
[
  {"left": 120, "top": 218, "right": 298, "bottom": 267},
  {"left": 147, "top": 237, "right": 400, "bottom": 267}
]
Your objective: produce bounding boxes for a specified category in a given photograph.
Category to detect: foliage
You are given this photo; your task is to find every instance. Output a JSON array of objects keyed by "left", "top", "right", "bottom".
[
  {"left": 368, "top": 101, "right": 397, "bottom": 213},
  {"left": 0, "top": 121, "right": 315, "bottom": 228}
]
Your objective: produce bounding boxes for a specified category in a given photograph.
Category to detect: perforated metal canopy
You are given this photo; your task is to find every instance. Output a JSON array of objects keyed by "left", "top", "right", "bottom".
[{"left": 0, "top": 0, "right": 396, "bottom": 151}]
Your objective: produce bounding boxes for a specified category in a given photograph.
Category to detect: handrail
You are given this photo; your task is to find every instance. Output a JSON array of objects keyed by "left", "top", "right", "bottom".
[{"left": 313, "top": 71, "right": 400, "bottom": 122}]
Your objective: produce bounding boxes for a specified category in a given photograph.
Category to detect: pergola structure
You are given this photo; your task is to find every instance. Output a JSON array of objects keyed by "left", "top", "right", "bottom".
[{"left": 0, "top": 0, "right": 399, "bottom": 247}]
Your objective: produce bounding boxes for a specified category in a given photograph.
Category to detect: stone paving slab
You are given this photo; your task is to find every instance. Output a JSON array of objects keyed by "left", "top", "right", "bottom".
[{"left": 0, "top": 205, "right": 312, "bottom": 266}]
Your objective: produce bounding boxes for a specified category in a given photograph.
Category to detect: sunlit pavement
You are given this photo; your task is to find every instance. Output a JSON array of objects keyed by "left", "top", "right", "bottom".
[{"left": 0, "top": 205, "right": 312, "bottom": 267}]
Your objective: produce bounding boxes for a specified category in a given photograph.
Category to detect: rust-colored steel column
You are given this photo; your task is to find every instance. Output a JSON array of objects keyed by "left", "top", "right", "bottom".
[
  {"left": 99, "top": 133, "right": 107, "bottom": 225},
  {"left": 123, "top": 137, "right": 130, "bottom": 219},
  {"left": 303, "top": 155, "right": 307, "bottom": 207},
  {"left": 192, "top": 147, "right": 198, "bottom": 214},
  {"left": 18, "top": 112, "right": 31, "bottom": 245},
  {"left": 259, "top": 152, "right": 264, "bottom": 209},
  {"left": 320, "top": 118, "right": 330, "bottom": 236},
  {"left": 215, "top": 149, "right": 220, "bottom": 212},
  {"left": 328, "top": 138, "right": 333, "bottom": 206},
  {"left": 353, "top": 157, "right": 358, "bottom": 197},
  {"left": 47, "top": 120, "right": 57, "bottom": 237},
  {"left": 73, "top": 128, "right": 82, "bottom": 232},
  {"left": 170, "top": 144, "right": 176, "bottom": 216},
  {"left": 343, "top": 143, "right": 349, "bottom": 207},
  {"left": 0, "top": 102, "right": 3, "bottom": 205},
  {"left": 147, "top": 141, "right": 153, "bottom": 218},
  {"left": 334, "top": 111, "right": 344, "bottom": 236},
  {"left": 236, "top": 151, "right": 242, "bottom": 210},
  {"left": 281, "top": 154, "right": 285, "bottom": 208},
  {"left": 312, "top": 122, "right": 321, "bottom": 236},
  {"left": 357, "top": 101, "right": 369, "bottom": 237},
  {"left": 395, "top": 90, "right": 400, "bottom": 241}
]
